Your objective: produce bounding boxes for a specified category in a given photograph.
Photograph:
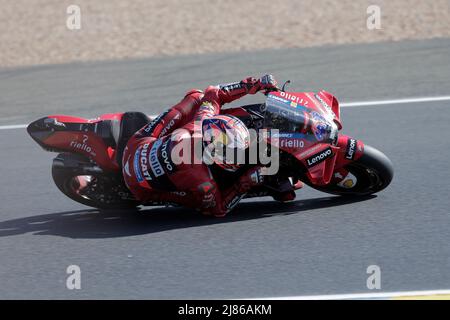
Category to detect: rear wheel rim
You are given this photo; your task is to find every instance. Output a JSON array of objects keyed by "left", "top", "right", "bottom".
[{"left": 62, "top": 174, "right": 136, "bottom": 208}]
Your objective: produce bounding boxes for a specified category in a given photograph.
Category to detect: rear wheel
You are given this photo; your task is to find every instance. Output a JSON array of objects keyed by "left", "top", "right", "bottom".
[
  {"left": 306, "top": 145, "right": 394, "bottom": 196},
  {"left": 52, "top": 153, "right": 138, "bottom": 209}
]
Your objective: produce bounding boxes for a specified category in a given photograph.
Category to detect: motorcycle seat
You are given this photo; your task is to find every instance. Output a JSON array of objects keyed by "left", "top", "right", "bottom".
[{"left": 115, "top": 112, "right": 152, "bottom": 167}]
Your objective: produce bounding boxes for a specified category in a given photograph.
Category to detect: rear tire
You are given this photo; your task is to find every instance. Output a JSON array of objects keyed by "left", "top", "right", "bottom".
[
  {"left": 306, "top": 145, "right": 394, "bottom": 196},
  {"left": 52, "top": 153, "right": 138, "bottom": 209}
]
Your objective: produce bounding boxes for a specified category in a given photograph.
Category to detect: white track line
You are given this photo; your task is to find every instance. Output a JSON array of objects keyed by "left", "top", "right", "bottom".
[
  {"left": 0, "top": 124, "right": 28, "bottom": 130},
  {"left": 251, "top": 289, "right": 450, "bottom": 300},
  {"left": 1, "top": 95, "right": 449, "bottom": 131},
  {"left": 340, "top": 95, "right": 450, "bottom": 107}
]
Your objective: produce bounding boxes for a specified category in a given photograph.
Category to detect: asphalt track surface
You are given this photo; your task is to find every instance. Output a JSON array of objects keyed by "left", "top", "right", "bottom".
[{"left": 0, "top": 39, "right": 449, "bottom": 299}]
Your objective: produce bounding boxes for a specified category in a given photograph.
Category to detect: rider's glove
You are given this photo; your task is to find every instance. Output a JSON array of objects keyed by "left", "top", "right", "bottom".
[
  {"left": 245, "top": 74, "right": 278, "bottom": 94},
  {"left": 259, "top": 74, "right": 278, "bottom": 92}
]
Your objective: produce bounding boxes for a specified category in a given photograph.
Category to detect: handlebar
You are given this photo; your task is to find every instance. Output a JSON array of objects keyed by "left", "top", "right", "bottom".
[{"left": 263, "top": 79, "right": 291, "bottom": 96}]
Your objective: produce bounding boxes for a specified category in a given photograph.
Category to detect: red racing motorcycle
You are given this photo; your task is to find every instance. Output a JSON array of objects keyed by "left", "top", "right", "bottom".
[{"left": 27, "top": 83, "right": 393, "bottom": 210}]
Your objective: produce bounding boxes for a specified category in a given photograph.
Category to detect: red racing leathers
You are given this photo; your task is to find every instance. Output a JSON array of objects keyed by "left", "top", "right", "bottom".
[{"left": 122, "top": 76, "right": 276, "bottom": 217}]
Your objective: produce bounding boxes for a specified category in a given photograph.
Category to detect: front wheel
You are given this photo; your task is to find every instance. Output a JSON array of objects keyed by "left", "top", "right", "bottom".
[{"left": 307, "top": 145, "right": 394, "bottom": 196}]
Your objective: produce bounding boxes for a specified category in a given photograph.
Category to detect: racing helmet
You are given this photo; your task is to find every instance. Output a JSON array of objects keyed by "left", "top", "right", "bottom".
[{"left": 202, "top": 115, "right": 250, "bottom": 172}]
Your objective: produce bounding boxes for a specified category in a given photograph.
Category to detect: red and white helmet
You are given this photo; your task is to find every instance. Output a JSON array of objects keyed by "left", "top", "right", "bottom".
[{"left": 202, "top": 115, "right": 250, "bottom": 172}]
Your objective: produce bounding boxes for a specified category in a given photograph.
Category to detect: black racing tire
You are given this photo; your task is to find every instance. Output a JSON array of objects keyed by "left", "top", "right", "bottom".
[
  {"left": 52, "top": 153, "right": 138, "bottom": 210},
  {"left": 306, "top": 145, "right": 394, "bottom": 196}
]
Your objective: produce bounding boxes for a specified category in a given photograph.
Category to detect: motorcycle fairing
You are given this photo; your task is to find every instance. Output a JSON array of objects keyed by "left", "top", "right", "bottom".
[
  {"left": 333, "top": 135, "right": 365, "bottom": 169},
  {"left": 27, "top": 113, "right": 125, "bottom": 171},
  {"left": 290, "top": 143, "right": 338, "bottom": 185},
  {"left": 263, "top": 92, "right": 342, "bottom": 185}
]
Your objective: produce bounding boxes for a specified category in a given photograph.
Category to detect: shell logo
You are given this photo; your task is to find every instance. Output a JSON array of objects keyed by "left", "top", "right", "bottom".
[{"left": 342, "top": 179, "right": 355, "bottom": 188}]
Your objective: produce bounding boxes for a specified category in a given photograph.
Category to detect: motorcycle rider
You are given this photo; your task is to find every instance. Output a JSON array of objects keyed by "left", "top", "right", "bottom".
[{"left": 121, "top": 74, "right": 294, "bottom": 217}]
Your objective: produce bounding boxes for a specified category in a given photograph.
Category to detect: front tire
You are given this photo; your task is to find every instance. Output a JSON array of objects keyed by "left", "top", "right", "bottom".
[{"left": 307, "top": 145, "right": 394, "bottom": 196}]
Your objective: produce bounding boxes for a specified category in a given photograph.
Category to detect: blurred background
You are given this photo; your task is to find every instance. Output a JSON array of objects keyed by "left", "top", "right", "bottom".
[{"left": 1, "top": 0, "right": 449, "bottom": 68}]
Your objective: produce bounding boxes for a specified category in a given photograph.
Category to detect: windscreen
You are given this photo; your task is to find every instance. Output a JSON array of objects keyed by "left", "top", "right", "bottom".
[
  {"left": 263, "top": 93, "right": 337, "bottom": 142},
  {"left": 263, "top": 94, "right": 308, "bottom": 132}
]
